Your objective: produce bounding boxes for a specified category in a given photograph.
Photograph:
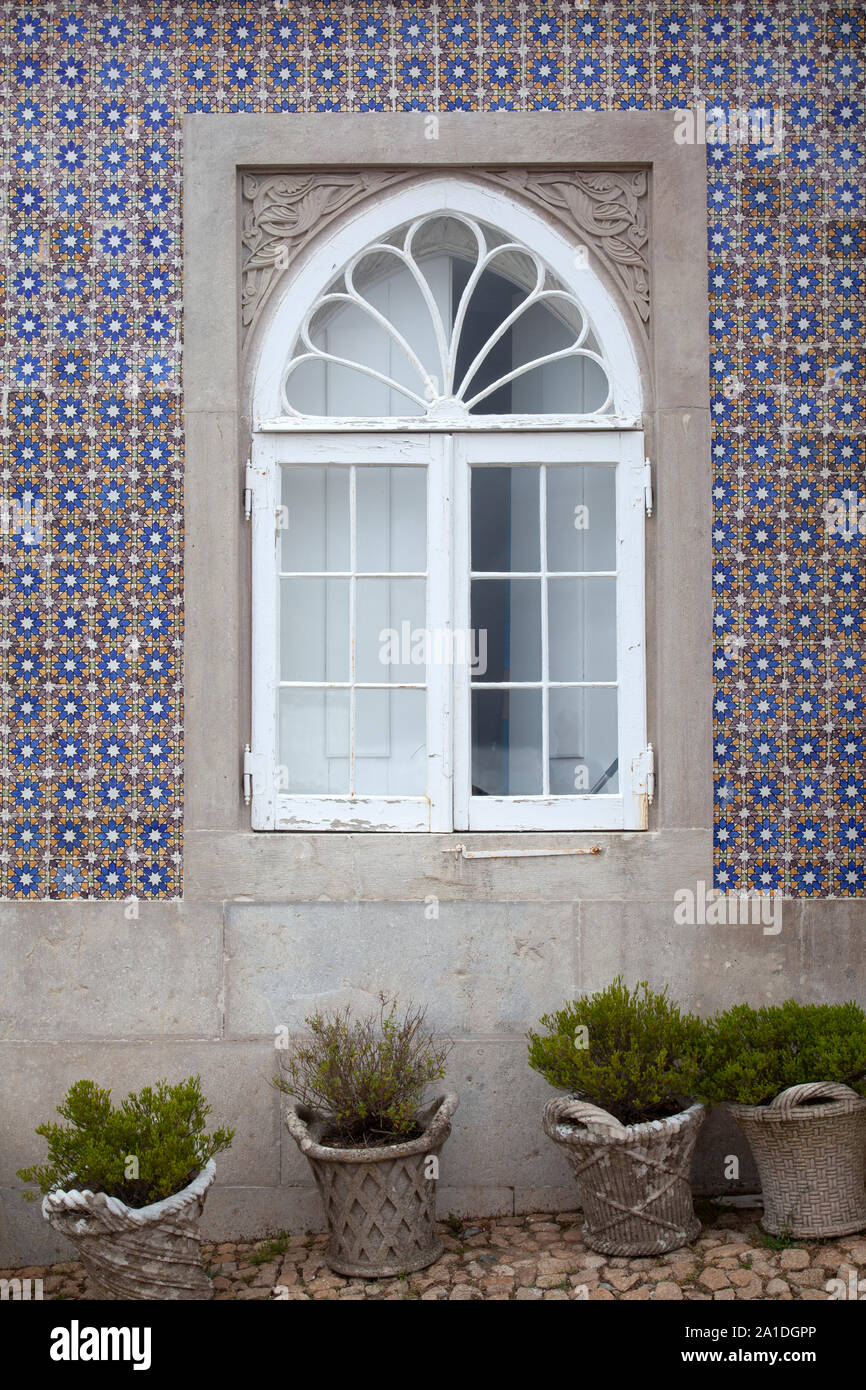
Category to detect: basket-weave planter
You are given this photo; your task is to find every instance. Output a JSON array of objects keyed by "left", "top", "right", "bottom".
[
  {"left": 42, "top": 1160, "right": 216, "bottom": 1300},
  {"left": 543, "top": 1097, "right": 705, "bottom": 1257},
  {"left": 730, "top": 1082, "right": 866, "bottom": 1239},
  {"left": 285, "top": 1093, "right": 458, "bottom": 1277}
]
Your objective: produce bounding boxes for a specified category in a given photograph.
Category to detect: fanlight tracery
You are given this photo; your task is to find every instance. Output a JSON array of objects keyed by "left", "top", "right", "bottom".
[{"left": 281, "top": 213, "right": 614, "bottom": 421}]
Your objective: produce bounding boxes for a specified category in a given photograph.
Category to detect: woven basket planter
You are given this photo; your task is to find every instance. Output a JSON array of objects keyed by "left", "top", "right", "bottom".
[
  {"left": 543, "top": 1097, "right": 705, "bottom": 1256},
  {"left": 285, "top": 1093, "right": 459, "bottom": 1277},
  {"left": 730, "top": 1082, "right": 866, "bottom": 1239},
  {"left": 42, "top": 1160, "right": 216, "bottom": 1300}
]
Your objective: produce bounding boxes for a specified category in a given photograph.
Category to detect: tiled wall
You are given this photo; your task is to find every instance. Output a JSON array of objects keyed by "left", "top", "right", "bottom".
[{"left": 1, "top": 2, "right": 862, "bottom": 899}]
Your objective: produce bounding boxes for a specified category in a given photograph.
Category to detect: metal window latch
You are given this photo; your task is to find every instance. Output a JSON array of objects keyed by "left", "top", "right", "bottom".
[
  {"left": 243, "top": 744, "right": 253, "bottom": 805},
  {"left": 643, "top": 458, "right": 653, "bottom": 517},
  {"left": 243, "top": 460, "right": 255, "bottom": 521},
  {"left": 443, "top": 844, "right": 602, "bottom": 860}
]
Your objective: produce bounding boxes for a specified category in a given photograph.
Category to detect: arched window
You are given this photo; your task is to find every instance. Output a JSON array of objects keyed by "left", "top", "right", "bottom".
[
  {"left": 281, "top": 212, "right": 613, "bottom": 421},
  {"left": 247, "top": 180, "right": 649, "bottom": 831}
]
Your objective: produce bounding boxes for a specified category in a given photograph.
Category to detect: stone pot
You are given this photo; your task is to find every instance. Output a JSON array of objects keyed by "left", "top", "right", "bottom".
[
  {"left": 42, "top": 1160, "right": 216, "bottom": 1300},
  {"left": 729, "top": 1082, "right": 866, "bottom": 1239},
  {"left": 543, "top": 1096, "right": 705, "bottom": 1256},
  {"left": 285, "top": 1093, "right": 459, "bottom": 1277}
]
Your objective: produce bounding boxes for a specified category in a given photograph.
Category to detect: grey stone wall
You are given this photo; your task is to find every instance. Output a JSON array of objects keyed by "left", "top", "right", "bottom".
[{"left": 3, "top": 875, "right": 862, "bottom": 1264}]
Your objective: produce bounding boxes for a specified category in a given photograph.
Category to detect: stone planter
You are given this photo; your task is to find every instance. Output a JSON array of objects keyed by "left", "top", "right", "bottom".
[
  {"left": 42, "top": 1160, "right": 216, "bottom": 1300},
  {"left": 730, "top": 1082, "right": 866, "bottom": 1239},
  {"left": 543, "top": 1096, "right": 705, "bottom": 1256},
  {"left": 285, "top": 1093, "right": 458, "bottom": 1277}
]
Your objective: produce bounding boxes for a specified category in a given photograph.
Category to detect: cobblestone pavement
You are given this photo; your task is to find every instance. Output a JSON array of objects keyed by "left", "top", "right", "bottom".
[{"left": 6, "top": 1207, "right": 865, "bottom": 1301}]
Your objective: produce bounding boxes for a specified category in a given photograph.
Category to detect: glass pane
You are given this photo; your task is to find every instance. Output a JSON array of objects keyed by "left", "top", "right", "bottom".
[
  {"left": 548, "top": 577, "right": 617, "bottom": 682},
  {"left": 547, "top": 466, "right": 616, "bottom": 571},
  {"left": 471, "top": 578, "right": 541, "bottom": 682},
  {"left": 356, "top": 466, "right": 426, "bottom": 573},
  {"left": 355, "top": 577, "right": 426, "bottom": 683},
  {"left": 278, "top": 688, "right": 349, "bottom": 793},
  {"left": 510, "top": 352, "right": 611, "bottom": 415},
  {"left": 280, "top": 578, "right": 349, "bottom": 681},
  {"left": 282, "top": 214, "right": 614, "bottom": 420},
  {"left": 455, "top": 262, "right": 526, "bottom": 413},
  {"left": 471, "top": 467, "right": 540, "bottom": 572},
  {"left": 355, "top": 688, "right": 426, "bottom": 794},
  {"left": 471, "top": 688, "right": 542, "bottom": 796},
  {"left": 549, "top": 688, "right": 619, "bottom": 795},
  {"left": 280, "top": 466, "right": 349, "bottom": 571},
  {"left": 352, "top": 248, "right": 443, "bottom": 382}
]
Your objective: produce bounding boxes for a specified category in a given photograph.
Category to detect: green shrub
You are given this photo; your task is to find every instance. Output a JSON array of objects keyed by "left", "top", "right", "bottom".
[
  {"left": 274, "top": 995, "right": 452, "bottom": 1147},
  {"left": 526, "top": 977, "right": 702, "bottom": 1125},
  {"left": 17, "top": 1075, "right": 234, "bottom": 1207},
  {"left": 697, "top": 1000, "right": 866, "bottom": 1106}
]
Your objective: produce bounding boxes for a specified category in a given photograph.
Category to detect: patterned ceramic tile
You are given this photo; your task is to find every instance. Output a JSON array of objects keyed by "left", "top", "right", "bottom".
[{"left": 0, "top": 1, "right": 862, "bottom": 899}]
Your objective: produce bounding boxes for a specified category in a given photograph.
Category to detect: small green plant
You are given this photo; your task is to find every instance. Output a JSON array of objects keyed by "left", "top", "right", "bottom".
[
  {"left": 274, "top": 995, "right": 452, "bottom": 1147},
  {"left": 757, "top": 1225, "right": 798, "bottom": 1252},
  {"left": 526, "top": 977, "right": 703, "bottom": 1125},
  {"left": 697, "top": 1000, "right": 866, "bottom": 1106},
  {"left": 17, "top": 1076, "right": 234, "bottom": 1208},
  {"left": 249, "top": 1231, "right": 291, "bottom": 1265}
]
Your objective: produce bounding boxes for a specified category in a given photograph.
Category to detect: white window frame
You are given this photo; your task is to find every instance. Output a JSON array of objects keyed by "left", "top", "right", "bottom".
[
  {"left": 453, "top": 429, "right": 647, "bottom": 831},
  {"left": 249, "top": 425, "right": 647, "bottom": 832},
  {"left": 249, "top": 430, "right": 452, "bottom": 832},
  {"left": 247, "top": 175, "right": 649, "bottom": 834}
]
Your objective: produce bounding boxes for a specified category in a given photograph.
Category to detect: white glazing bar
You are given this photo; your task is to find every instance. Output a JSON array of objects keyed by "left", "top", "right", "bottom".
[
  {"left": 278, "top": 682, "right": 427, "bottom": 689},
  {"left": 349, "top": 464, "right": 357, "bottom": 797},
  {"left": 468, "top": 681, "right": 618, "bottom": 689},
  {"left": 540, "top": 463, "right": 550, "bottom": 798},
  {"left": 279, "top": 571, "right": 426, "bottom": 579},
  {"left": 469, "top": 570, "right": 617, "bottom": 579}
]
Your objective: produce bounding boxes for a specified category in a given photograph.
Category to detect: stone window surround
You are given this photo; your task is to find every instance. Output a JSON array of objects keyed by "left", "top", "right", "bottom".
[{"left": 183, "top": 112, "right": 712, "bottom": 902}]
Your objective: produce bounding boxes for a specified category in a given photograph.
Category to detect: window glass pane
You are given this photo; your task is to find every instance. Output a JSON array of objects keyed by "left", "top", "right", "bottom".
[
  {"left": 472, "top": 688, "right": 542, "bottom": 795},
  {"left": 355, "top": 689, "right": 426, "bottom": 794},
  {"left": 356, "top": 466, "right": 426, "bottom": 573},
  {"left": 509, "top": 344, "right": 610, "bottom": 416},
  {"left": 355, "top": 578, "right": 426, "bottom": 683},
  {"left": 278, "top": 688, "right": 349, "bottom": 793},
  {"left": 280, "top": 465, "right": 349, "bottom": 571},
  {"left": 547, "top": 466, "right": 616, "bottom": 571},
  {"left": 471, "top": 578, "right": 541, "bottom": 682},
  {"left": 548, "top": 577, "right": 617, "bottom": 682},
  {"left": 282, "top": 214, "right": 612, "bottom": 420},
  {"left": 549, "top": 687, "right": 619, "bottom": 795},
  {"left": 280, "top": 577, "right": 349, "bottom": 681},
  {"left": 471, "top": 466, "right": 539, "bottom": 571}
]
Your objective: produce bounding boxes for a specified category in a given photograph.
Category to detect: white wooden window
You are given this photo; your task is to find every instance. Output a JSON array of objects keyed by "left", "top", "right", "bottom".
[{"left": 248, "top": 191, "right": 648, "bottom": 832}]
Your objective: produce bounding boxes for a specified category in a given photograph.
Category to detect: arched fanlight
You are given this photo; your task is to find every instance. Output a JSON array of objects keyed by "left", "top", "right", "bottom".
[{"left": 281, "top": 212, "right": 613, "bottom": 420}]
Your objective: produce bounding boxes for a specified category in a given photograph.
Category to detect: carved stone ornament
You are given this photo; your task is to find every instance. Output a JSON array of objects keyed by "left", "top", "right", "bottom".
[
  {"left": 241, "top": 171, "right": 415, "bottom": 336},
  {"left": 478, "top": 169, "right": 649, "bottom": 332},
  {"left": 240, "top": 168, "right": 650, "bottom": 347}
]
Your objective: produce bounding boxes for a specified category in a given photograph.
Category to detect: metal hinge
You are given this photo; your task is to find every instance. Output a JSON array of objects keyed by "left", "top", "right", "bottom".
[
  {"left": 632, "top": 743, "right": 655, "bottom": 805},
  {"left": 643, "top": 458, "right": 653, "bottom": 517},
  {"left": 243, "top": 460, "right": 255, "bottom": 521},
  {"left": 242, "top": 743, "right": 253, "bottom": 805}
]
